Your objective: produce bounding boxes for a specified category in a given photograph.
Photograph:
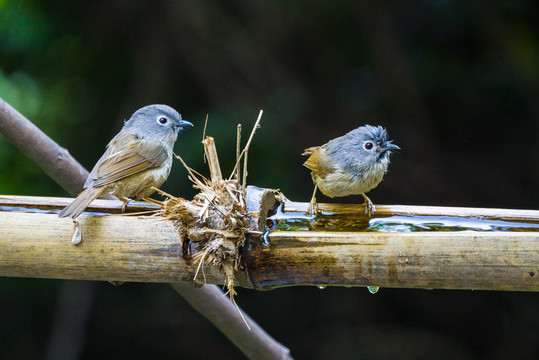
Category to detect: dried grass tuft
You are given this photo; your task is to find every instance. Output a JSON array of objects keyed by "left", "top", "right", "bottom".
[{"left": 157, "top": 111, "right": 262, "bottom": 308}]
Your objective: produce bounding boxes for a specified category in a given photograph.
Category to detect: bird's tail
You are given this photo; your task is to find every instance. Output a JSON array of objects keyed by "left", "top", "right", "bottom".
[{"left": 58, "top": 186, "right": 103, "bottom": 219}]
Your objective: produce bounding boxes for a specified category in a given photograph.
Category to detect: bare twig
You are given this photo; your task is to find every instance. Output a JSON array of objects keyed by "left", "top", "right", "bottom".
[
  {"left": 228, "top": 110, "right": 263, "bottom": 183},
  {"left": 171, "top": 282, "right": 292, "bottom": 360},
  {"left": 202, "top": 114, "right": 209, "bottom": 141},
  {"left": 174, "top": 153, "right": 207, "bottom": 189},
  {"left": 0, "top": 97, "right": 89, "bottom": 196},
  {"left": 242, "top": 110, "right": 263, "bottom": 190},
  {"left": 202, "top": 114, "right": 209, "bottom": 164},
  {"left": 236, "top": 124, "right": 242, "bottom": 181},
  {"left": 202, "top": 137, "right": 222, "bottom": 183}
]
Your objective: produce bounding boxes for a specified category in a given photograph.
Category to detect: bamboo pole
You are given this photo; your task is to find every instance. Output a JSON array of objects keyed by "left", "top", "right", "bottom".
[
  {"left": 244, "top": 231, "right": 538, "bottom": 291},
  {"left": 0, "top": 210, "right": 231, "bottom": 284},
  {"left": 0, "top": 195, "right": 537, "bottom": 292}
]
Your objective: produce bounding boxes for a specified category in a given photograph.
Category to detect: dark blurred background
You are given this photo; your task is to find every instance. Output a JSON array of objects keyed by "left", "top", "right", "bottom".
[{"left": 0, "top": 1, "right": 538, "bottom": 359}]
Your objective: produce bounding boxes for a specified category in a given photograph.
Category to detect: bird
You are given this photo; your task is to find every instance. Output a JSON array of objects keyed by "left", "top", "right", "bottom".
[
  {"left": 58, "top": 104, "right": 193, "bottom": 219},
  {"left": 303, "top": 125, "right": 399, "bottom": 216}
]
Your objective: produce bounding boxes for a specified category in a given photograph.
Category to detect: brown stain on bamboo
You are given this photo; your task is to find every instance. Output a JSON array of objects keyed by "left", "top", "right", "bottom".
[
  {"left": 367, "top": 257, "right": 373, "bottom": 274},
  {"left": 246, "top": 231, "right": 539, "bottom": 291},
  {"left": 244, "top": 233, "right": 351, "bottom": 289},
  {"left": 244, "top": 232, "right": 402, "bottom": 288},
  {"left": 355, "top": 254, "right": 364, "bottom": 276},
  {"left": 388, "top": 257, "right": 399, "bottom": 282}
]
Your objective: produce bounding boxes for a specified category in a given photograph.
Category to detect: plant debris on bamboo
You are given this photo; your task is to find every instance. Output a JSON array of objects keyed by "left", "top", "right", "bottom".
[{"left": 158, "top": 111, "right": 263, "bottom": 302}]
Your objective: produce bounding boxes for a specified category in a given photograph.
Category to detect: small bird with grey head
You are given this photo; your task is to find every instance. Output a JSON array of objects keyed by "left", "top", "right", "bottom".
[
  {"left": 303, "top": 125, "right": 399, "bottom": 216},
  {"left": 58, "top": 104, "right": 193, "bottom": 219}
]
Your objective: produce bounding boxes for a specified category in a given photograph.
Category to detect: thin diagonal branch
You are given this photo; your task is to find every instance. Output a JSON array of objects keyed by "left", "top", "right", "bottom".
[
  {"left": 0, "top": 97, "right": 89, "bottom": 196},
  {"left": 171, "top": 283, "right": 292, "bottom": 360}
]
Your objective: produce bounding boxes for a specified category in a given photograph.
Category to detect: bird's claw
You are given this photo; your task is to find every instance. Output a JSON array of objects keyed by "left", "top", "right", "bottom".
[
  {"left": 117, "top": 196, "right": 130, "bottom": 212},
  {"left": 307, "top": 198, "right": 319, "bottom": 217},
  {"left": 362, "top": 194, "right": 375, "bottom": 217}
]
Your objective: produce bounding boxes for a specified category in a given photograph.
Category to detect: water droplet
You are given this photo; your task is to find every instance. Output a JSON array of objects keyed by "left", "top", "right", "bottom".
[
  {"left": 70, "top": 220, "right": 82, "bottom": 245},
  {"left": 192, "top": 281, "right": 204, "bottom": 288},
  {"left": 261, "top": 230, "right": 271, "bottom": 248},
  {"left": 182, "top": 237, "right": 192, "bottom": 260},
  {"left": 367, "top": 286, "right": 379, "bottom": 294},
  {"left": 318, "top": 285, "right": 326, "bottom": 290}
]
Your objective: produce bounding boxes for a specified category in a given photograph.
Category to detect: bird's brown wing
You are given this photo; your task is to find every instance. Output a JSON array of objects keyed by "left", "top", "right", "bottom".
[
  {"left": 87, "top": 133, "right": 169, "bottom": 188},
  {"left": 302, "top": 145, "right": 336, "bottom": 178}
]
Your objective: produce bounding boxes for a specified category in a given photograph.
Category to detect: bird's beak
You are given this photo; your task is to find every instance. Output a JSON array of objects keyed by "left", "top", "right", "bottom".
[
  {"left": 379, "top": 141, "right": 400, "bottom": 153},
  {"left": 177, "top": 119, "right": 193, "bottom": 128},
  {"left": 172, "top": 119, "right": 193, "bottom": 131}
]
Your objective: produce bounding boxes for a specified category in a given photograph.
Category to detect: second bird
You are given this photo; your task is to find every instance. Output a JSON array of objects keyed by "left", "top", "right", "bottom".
[
  {"left": 303, "top": 125, "right": 399, "bottom": 216},
  {"left": 59, "top": 104, "right": 193, "bottom": 219}
]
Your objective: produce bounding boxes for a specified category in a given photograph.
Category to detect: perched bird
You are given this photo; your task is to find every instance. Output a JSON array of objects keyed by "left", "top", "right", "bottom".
[
  {"left": 303, "top": 125, "right": 399, "bottom": 216},
  {"left": 59, "top": 104, "right": 193, "bottom": 219}
]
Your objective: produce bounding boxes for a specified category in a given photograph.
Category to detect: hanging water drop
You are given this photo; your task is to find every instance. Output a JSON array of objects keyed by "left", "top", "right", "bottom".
[
  {"left": 70, "top": 220, "right": 82, "bottom": 245},
  {"left": 318, "top": 285, "right": 326, "bottom": 290},
  {"left": 367, "top": 286, "right": 379, "bottom": 294},
  {"left": 192, "top": 281, "right": 205, "bottom": 288}
]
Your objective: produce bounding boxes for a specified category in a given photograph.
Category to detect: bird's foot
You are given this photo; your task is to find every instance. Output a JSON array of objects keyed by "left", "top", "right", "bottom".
[
  {"left": 361, "top": 194, "right": 375, "bottom": 217},
  {"left": 117, "top": 196, "right": 131, "bottom": 212},
  {"left": 306, "top": 198, "right": 319, "bottom": 217},
  {"left": 307, "top": 184, "right": 319, "bottom": 216}
]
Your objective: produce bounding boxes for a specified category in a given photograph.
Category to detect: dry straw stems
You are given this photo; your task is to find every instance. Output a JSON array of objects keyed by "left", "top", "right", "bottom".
[{"left": 158, "top": 111, "right": 264, "bottom": 306}]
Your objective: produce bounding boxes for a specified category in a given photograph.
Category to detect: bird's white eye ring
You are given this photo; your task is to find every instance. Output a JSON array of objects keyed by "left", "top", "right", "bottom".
[
  {"left": 364, "top": 141, "right": 374, "bottom": 150},
  {"left": 157, "top": 117, "right": 168, "bottom": 125}
]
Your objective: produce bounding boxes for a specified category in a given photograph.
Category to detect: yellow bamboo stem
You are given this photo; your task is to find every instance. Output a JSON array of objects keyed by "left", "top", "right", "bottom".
[
  {"left": 0, "top": 195, "right": 537, "bottom": 291},
  {"left": 243, "top": 231, "right": 538, "bottom": 291},
  {"left": 0, "top": 210, "right": 232, "bottom": 284}
]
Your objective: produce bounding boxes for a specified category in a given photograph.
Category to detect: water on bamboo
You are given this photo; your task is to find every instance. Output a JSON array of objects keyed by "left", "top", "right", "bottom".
[{"left": 266, "top": 202, "right": 539, "bottom": 233}]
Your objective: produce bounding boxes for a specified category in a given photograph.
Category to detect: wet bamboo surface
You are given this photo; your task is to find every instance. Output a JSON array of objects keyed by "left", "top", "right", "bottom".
[
  {"left": 244, "top": 231, "right": 538, "bottom": 291},
  {"left": 282, "top": 200, "right": 539, "bottom": 222},
  {"left": 0, "top": 195, "right": 537, "bottom": 291}
]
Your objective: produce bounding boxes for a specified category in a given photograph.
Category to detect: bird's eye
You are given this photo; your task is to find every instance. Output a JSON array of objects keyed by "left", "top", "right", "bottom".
[
  {"left": 364, "top": 142, "right": 374, "bottom": 150},
  {"left": 157, "top": 117, "right": 168, "bottom": 125}
]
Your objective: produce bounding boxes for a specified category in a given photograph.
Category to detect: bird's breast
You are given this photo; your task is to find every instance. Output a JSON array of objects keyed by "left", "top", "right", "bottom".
[
  {"left": 106, "top": 160, "right": 172, "bottom": 200},
  {"left": 314, "top": 160, "right": 388, "bottom": 198}
]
